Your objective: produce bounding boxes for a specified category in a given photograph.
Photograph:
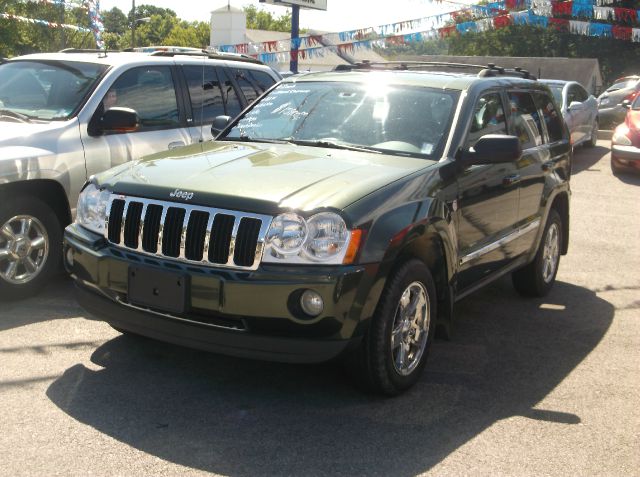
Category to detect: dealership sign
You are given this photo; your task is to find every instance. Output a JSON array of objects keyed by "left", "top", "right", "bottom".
[{"left": 259, "top": 0, "right": 327, "bottom": 11}]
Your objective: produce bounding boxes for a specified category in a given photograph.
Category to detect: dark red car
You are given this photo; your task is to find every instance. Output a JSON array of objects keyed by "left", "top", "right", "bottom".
[{"left": 611, "top": 95, "right": 640, "bottom": 173}]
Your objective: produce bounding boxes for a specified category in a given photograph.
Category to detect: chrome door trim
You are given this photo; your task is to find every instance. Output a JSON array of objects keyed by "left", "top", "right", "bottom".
[{"left": 459, "top": 219, "right": 541, "bottom": 266}]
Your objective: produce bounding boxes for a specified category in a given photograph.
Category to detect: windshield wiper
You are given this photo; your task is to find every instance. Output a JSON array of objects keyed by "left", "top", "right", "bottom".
[
  {"left": 218, "top": 136, "right": 292, "bottom": 145},
  {"left": 0, "top": 109, "right": 34, "bottom": 123},
  {"left": 288, "top": 139, "right": 382, "bottom": 154}
]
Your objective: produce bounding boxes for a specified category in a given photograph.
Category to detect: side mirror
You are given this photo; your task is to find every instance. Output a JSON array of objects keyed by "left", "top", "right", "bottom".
[
  {"left": 622, "top": 99, "right": 632, "bottom": 109},
  {"left": 211, "top": 115, "right": 232, "bottom": 137},
  {"left": 461, "top": 134, "right": 522, "bottom": 165},
  {"left": 568, "top": 101, "right": 584, "bottom": 111},
  {"left": 100, "top": 107, "right": 139, "bottom": 133}
]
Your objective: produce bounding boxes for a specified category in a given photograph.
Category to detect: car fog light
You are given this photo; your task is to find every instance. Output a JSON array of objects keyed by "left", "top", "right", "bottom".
[{"left": 300, "top": 289, "right": 324, "bottom": 317}]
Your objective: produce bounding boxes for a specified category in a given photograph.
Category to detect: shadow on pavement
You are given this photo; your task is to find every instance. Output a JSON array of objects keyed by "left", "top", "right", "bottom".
[
  {"left": 612, "top": 169, "right": 640, "bottom": 185},
  {"left": 0, "top": 276, "right": 81, "bottom": 332},
  {"left": 47, "top": 279, "right": 613, "bottom": 476},
  {"left": 572, "top": 145, "right": 610, "bottom": 174}
]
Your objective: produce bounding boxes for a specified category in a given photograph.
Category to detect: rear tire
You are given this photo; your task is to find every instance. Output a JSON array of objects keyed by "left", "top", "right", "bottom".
[
  {"left": 346, "top": 259, "right": 437, "bottom": 396},
  {"left": 512, "top": 209, "right": 562, "bottom": 297},
  {"left": 0, "top": 196, "right": 62, "bottom": 300}
]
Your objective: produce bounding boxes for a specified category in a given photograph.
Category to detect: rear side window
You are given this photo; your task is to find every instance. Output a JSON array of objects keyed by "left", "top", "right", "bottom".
[
  {"left": 534, "top": 92, "right": 565, "bottom": 143},
  {"left": 183, "top": 65, "right": 225, "bottom": 126},
  {"left": 105, "top": 66, "right": 179, "bottom": 129},
  {"left": 508, "top": 92, "right": 543, "bottom": 149},
  {"left": 465, "top": 92, "right": 507, "bottom": 149},
  {"left": 231, "top": 68, "right": 276, "bottom": 104},
  {"left": 218, "top": 68, "right": 243, "bottom": 117}
]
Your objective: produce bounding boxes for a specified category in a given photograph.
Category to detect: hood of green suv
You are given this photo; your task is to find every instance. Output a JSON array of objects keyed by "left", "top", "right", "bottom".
[{"left": 97, "top": 141, "right": 435, "bottom": 212}]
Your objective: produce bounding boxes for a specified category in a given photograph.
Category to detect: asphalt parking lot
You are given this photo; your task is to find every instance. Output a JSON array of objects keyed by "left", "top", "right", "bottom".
[{"left": 1, "top": 140, "right": 639, "bottom": 476}]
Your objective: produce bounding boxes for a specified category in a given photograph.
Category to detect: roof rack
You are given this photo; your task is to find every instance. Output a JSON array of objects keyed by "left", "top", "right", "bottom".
[
  {"left": 148, "top": 49, "right": 263, "bottom": 64},
  {"left": 59, "top": 48, "right": 120, "bottom": 54},
  {"left": 334, "top": 60, "right": 536, "bottom": 80}
]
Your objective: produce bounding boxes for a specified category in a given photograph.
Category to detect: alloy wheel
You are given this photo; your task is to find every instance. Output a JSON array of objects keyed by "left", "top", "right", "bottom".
[
  {"left": 542, "top": 222, "right": 560, "bottom": 284},
  {"left": 390, "top": 281, "right": 430, "bottom": 376},
  {"left": 0, "top": 215, "right": 49, "bottom": 285}
]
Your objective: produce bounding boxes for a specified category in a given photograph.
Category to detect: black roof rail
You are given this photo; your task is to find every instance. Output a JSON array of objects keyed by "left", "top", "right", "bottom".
[
  {"left": 334, "top": 60, "right": 489, "bottom": 71},
  {"left": 148, "top": 50, "right": 264, "bottom": 65},
  {"left": 334, "top": 60, "right": 537, "bottom": 80}
]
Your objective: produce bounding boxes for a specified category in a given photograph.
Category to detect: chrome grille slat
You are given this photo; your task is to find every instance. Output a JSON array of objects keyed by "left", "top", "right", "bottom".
[
  {"left": 178, "top": 210, "right": 192, "bottom": 260},
  {"left": 136, "top": 203, "right": 148, "bottom": 252},
  {"left": 104, "top": 195, "right": 271, "bottom": 271},
  {"left": 119, "top": 201, "right": 130, "bottom": 246},
  {"left": 226, "top": 216, "right": 240, "bottom": 267}
]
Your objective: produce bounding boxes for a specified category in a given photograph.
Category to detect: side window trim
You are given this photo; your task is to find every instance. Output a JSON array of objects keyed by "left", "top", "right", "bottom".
[
  {"left": 170, "top": 64, "right": 189, "bottom": 128},
  {"left": 175, "top": 64, "right": 195, "bottom": 127}
]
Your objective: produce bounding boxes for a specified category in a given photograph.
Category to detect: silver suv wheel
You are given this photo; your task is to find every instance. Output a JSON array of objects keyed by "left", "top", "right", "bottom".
[{"left": 0, "top": 215, "right": 49, "bottom": 285}]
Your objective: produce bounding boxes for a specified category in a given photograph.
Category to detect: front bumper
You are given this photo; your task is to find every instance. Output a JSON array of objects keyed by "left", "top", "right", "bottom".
[
  {"left": 611, "top": 144, "right": 640, "bottom": 172},
  {"left": 64, "top": 224, "right": 372, "bottom": 363}
]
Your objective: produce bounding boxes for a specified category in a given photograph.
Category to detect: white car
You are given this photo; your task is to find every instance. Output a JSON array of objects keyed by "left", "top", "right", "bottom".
[
  {"left": 0, "top": 49, "right": 280, "bottom": 299},
  {"left": 540, "top": 79, "right": 599, "bottom": 148}
]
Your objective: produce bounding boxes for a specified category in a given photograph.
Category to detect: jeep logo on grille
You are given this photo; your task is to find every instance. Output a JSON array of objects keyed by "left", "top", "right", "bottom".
[{"left": 169, "top": 189, "right": 194, "bottom": 200}]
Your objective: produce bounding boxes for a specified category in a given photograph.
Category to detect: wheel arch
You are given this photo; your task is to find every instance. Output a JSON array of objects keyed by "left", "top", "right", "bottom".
[
  {"left": 358, "top": 218, "right": 455, "bottom": 339},
  {"left": 0, "top": 179, "right": 72, "bottom": 229}
]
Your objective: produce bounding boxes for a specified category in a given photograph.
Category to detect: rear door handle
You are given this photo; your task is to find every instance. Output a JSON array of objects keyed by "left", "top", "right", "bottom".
[
  {"left": 168, "top": 141, "right": 185, "bottom": 150},
  {"left": 503, "top": 174, "right": 521, "bottom": 187}
]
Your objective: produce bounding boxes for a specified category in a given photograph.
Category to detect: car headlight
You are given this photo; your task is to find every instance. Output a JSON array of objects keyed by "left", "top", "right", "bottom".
[
  {"left": 263, "top": 212, "right": 358, "bottom": 264},
  {"left": 612, "top": 125, "right": 632, "bottom": 146},
  {"left": 76, "top": 183, "right": 111, "bottom": 235}
]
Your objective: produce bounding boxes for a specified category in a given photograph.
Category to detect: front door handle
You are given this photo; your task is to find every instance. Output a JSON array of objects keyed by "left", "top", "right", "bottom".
[
  {"left": 168, "top": 141, "right": 185, "bottom": 150},
  {"left": 503, "top": 174, "right": 521, "bottom": 187}
]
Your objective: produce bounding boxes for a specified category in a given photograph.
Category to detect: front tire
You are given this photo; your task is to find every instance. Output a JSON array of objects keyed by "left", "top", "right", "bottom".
[
  {"left": 0, "top": 196, "right": 62, "bottom": 300},
  {"left": 347, "top": 259, "right": 437, "bottom": 396},
  {"left": 512, "top": 209, "right": 562, "bottom": 297}
]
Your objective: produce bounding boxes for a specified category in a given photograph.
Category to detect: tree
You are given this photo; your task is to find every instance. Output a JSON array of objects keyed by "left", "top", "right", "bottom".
[
  {"left": 102, "top": 7, "right": 128, "bottom": 35},
  {"left": 244, "top": 5, "right": 291, "bottom": 32}
]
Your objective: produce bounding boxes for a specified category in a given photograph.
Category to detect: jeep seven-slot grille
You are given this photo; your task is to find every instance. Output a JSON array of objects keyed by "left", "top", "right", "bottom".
[{"left": 106, "top": 196, "right": 271, "bottom": 270}]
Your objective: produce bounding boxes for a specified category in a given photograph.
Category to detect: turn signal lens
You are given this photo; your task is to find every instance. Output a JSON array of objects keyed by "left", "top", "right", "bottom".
[{"left": 342, "top": 229, "right": 362, "bottom": 265}]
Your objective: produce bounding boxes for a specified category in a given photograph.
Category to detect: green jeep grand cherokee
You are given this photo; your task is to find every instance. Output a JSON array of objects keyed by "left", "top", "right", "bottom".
[{"left": 64, "top": 64, "right": 571, "bottom": 395}]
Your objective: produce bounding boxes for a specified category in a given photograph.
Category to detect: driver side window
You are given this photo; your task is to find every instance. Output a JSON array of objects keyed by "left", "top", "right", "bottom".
[
  {"left": 101, "top": 66, "right": 180, "bottom": 130},
  {"left": 466, "top": 92, "right": 507, "bottom": 149}
]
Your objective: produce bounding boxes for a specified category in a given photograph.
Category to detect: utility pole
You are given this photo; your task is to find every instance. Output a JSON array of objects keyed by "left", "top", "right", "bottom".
[
  {"left": 60, "top": 0, "right": 66, "bottom": 50},
  {"left": 131, "top": 0, "right": 136, "bottom": 49},
  {"left": 289, "top": 4, "right": 299, "bottom": 74}
]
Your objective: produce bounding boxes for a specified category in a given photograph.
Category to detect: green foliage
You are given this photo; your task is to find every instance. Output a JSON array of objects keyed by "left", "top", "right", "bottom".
[
  {"left": 102, "top": 7, "right": 128, "bottom": 35},
  {"left": 0, "top": 0, "right": 94, "bottom": 57},
  {"left": 244, "top": 5, "right": 292, "bottom": 32}
]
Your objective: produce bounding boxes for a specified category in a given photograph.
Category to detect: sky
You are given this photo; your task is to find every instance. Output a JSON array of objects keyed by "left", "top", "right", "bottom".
[{"left": 98, "top": 0, "right": 462, "bottom": 33}]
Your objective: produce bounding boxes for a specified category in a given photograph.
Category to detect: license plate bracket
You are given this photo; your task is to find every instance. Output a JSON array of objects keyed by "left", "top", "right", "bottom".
[{"left": 128, "top": 266, "right": 188, "bottom": 314}]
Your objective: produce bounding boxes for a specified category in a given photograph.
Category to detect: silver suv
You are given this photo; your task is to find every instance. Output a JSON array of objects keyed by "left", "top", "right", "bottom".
[{"left": 0, "top": 49, "right": 280, "bottom": 298}]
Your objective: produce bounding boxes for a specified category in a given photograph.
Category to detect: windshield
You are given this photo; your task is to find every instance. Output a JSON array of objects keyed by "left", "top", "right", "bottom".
[
  {"left": 0, "top": 60, "right": 107, "bottom": 121},
  {"left": 222, "top": 81, "right": 460, "bottom": 158},
  {"left": 606, "top": 79, "right": 638, "bottom": 92}
]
